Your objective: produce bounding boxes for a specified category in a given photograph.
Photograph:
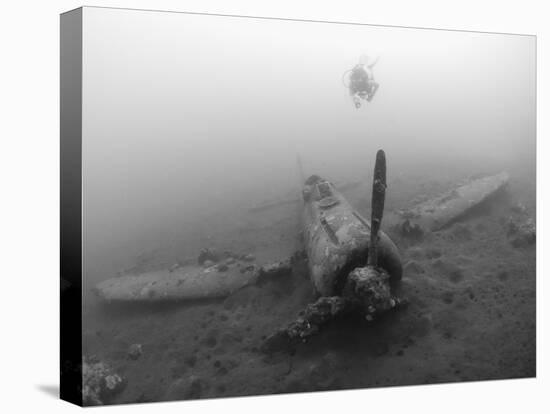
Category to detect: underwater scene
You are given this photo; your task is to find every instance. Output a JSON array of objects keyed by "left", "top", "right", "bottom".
[{"left": 79, "top": 8, "right": 535, "bottom": 405}]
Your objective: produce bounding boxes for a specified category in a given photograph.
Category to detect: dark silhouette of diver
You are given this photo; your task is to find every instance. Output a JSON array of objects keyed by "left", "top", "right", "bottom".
[{"left": 348, "top": 55, "right": 380, "bottom": 108}]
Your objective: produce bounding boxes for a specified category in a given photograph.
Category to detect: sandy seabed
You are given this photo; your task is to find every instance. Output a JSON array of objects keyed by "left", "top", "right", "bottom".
[{"left": 82, "top": 165, "right": 536, "bottom": 405}]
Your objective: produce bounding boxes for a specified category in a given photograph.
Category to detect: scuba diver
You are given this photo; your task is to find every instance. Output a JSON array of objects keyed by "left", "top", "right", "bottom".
[{"left": 346, "top": 55, "right": 380, "bottom": 108}]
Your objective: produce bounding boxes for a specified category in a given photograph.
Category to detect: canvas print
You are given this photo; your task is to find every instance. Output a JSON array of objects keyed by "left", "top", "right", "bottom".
[{"left": 60, "top": 6, "right": 536, "bottom": 406}]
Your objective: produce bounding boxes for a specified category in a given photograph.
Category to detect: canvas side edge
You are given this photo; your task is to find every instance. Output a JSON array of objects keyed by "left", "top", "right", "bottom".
[{"left": 60, "top": 7, "right": 83, "bottom": 407}]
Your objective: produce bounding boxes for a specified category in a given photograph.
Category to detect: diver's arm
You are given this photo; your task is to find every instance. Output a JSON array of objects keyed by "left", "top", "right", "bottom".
[{"left": 368, "top": 56, "right": 380, "bottom": 68}]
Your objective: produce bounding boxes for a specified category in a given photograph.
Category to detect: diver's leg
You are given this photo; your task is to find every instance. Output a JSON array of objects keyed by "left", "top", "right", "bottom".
[
  {"left": 367, "top": 82, "right": 379, "bottom": 102},
  {"left": 352, "top": 94, "right": 361, "bottom": 108}
]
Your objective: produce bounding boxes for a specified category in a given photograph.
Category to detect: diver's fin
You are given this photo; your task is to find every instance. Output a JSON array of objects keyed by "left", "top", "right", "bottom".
[{"left": 367, "top": 82, "right": 379, "bottom": 102}]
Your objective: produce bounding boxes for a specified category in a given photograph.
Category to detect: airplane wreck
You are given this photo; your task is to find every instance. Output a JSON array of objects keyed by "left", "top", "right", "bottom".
[
  {"left": 94, "top": 151, "right": 402, "bottom": 306},
  {"left": 397, "top": 171, "right": 510, "bottom": 237},
  {"left": 94, "top": 152, "right": 516, "bottom": 351}
]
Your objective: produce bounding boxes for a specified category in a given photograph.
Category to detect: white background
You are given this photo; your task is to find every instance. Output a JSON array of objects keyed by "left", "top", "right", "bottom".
[{"left": 0, "top": 1, "right": 547, "bottom": 413}]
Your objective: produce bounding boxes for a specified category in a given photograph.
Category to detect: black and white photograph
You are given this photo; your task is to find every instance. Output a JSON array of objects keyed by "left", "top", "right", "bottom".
[
  {"left": 3, "top": 1, "right": 548, "bottom": 413},
  {"left": 59, "top": 6, "right": 536, "bottom": 406}
]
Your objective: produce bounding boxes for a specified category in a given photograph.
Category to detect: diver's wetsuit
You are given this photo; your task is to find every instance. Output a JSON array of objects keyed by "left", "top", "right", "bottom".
[
  {"left": 349, "top": 63, "right": 378, "bottom": 107},
  {"left": 349, "top": 65, "right": 370, "bottom": 97}
]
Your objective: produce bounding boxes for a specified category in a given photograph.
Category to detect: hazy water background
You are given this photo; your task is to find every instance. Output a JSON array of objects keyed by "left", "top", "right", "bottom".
[
  {"left": 81, "top": 8, "right": 535, "bottom": 305},
  {"left": 77, "top": 9, "right": 537, "bottom": 403}
]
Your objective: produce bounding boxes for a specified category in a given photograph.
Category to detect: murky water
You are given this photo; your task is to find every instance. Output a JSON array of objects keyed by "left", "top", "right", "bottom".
[{"left": 79, "top": 8, "right": 535, "bottom": 405}]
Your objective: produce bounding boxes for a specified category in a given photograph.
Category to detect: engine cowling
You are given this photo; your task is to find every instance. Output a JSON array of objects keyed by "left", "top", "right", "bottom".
[{"left": 302, "top": 175, "right": 402, "bottom": 296}]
